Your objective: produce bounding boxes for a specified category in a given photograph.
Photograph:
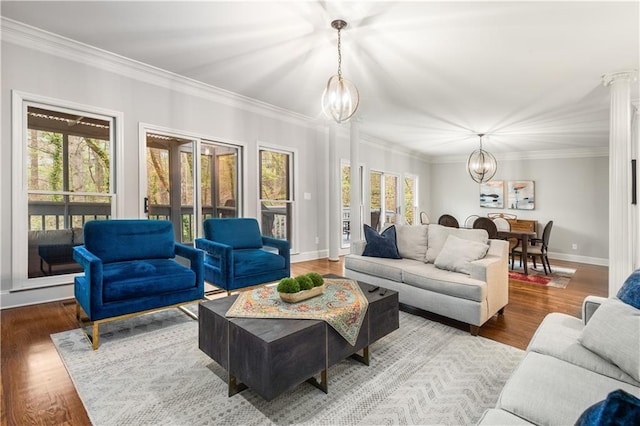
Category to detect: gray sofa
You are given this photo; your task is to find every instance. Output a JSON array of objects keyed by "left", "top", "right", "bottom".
[
  {"left": 478, "top": 295, "right": 640, "bottom": 425},
  {"left": 344, "top": 224, "right": 509, "bottom": 334}
]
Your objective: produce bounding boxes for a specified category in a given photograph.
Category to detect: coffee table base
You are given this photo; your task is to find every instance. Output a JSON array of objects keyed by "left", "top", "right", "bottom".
[{"left": 199, "top": 279, "right": 398, "bottom": 401}]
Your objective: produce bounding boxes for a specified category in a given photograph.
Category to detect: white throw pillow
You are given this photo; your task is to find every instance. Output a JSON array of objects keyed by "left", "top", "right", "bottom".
[
  {"left": 434, "top": 235, "right": 490, "bottom": 275},
  {"left": 579, "top": 298, "right": 640, "bottom": 382},
  {"left": 394, "top": 224, "right": 428, "bottom": 261},
  {"left": 426, "top": 224, "right": 489, "bottom": 263}
]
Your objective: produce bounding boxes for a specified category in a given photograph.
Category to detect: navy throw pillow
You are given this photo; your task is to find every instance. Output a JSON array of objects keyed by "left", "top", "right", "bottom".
[
  {"left": 575, "top": 389, "right": 640, "bottom": 426},
  {"left": 362, "top": 225, "right": 401, "bottom": 259},
  {"left": 617, "top": 269, "right": 640, "bottom": 310}
]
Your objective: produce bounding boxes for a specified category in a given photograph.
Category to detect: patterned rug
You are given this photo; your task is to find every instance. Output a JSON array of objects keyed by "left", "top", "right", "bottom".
[
  {"left": 226, "top": 278, "right": 368, "bottom": 345},
  {"left": 51, "top": 307, "right": 524, "bottom": 426},
  {"left": 509, "top": 262, "right": 576, "bottom": 288}
]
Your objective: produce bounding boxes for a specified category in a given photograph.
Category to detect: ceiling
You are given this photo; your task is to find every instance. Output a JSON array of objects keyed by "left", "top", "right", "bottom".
[{"left": 2, "top": 1, "right": 638, "bottom": 157}]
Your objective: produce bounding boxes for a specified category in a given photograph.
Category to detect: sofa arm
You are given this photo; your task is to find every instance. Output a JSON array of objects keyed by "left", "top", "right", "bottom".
[
  {"left": 351, "top": 240, "right": 366, "bottom": 255},
  {"left": 175, "top": 243, "right": 205, "bottom": 291},
  {"left": 73, "top": 246, "right": 104, "bottom": 306},
  {"left": 262, "top": 236, "right": 291, "bottom": 271},
  {"left": 195, "top": 238, "right": 233, "bottom": 281},
  {"left": 582, "top": 295, "right": 608, "bottom": 324}
]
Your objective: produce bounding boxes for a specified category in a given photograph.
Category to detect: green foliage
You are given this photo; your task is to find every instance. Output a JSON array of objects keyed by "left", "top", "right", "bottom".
[
  {"left": 295, "top": 275, "right": 314, "bottom": 291},
  {"left": 277, "top": 277, "right": 299, "bottom": 293},
  {"left": 306, "top": 272, "right": 324, "bottom": 287}
]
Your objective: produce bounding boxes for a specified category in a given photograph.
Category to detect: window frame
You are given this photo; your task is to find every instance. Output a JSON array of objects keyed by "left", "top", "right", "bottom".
[
  {"left": 258, "top": 143, "right": 297, "bottom": 253},
  {"left": 11, "top": 91, "right": 124, "bottom": 290}
]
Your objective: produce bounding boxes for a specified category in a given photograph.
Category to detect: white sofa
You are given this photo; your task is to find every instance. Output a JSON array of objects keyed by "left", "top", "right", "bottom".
[
  {"left": 344, "top": 224, "right": 509, "bottom": 334},
  {"left": 478, "top": 294, "right": 640, "bottom": 425}
]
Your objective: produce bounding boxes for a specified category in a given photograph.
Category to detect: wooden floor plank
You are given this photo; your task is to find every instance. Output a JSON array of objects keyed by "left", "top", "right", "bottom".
[{"left": 0, "top": 257, "right": 607, "bottom": 425}]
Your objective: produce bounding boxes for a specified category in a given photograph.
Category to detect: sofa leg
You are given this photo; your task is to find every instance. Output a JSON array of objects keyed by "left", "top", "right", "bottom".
[
  {"left": 469, "top": 325, "right": 480, "bottom": 336},
  {"left": 498, "top": 307, "right": 505, "bottom": 315}
]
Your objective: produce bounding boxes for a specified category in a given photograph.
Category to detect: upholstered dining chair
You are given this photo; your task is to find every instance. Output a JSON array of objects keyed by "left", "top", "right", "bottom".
[
  {"left": 437, "top": 214, "right": 459, "bottom": 228},
  {"left": 195, "top": 218, "right": 290, "bottom": 293},
  {"left": 472, "top": 217, "right": 499, "bottom": 239},
  {"left": 512, "top": 220, "right": 554, "bottom": 274}
]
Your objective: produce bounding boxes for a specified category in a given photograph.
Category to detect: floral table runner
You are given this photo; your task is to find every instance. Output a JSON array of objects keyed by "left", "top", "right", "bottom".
[{"left": 226, "top": 278, "right": 368, "bottom": 346}]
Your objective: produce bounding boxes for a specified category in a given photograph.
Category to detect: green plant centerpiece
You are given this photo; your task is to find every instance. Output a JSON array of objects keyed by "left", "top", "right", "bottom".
[{"left": 277, "top": 273, "right": 325, "bottom": 303}]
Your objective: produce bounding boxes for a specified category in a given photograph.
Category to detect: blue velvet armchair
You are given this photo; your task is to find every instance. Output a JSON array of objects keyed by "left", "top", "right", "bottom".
[
  {"left": 73, "top": 219, "right": 204, "bottom": 349},
  {"left": 195, "top": 218, "right": 290, "bottom": 292}
]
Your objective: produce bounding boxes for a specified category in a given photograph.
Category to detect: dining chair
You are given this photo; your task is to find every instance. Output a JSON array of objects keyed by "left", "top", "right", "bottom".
[
  {"left": 437, "top": 214, "right": 459, "bottom": 228},
  {"left": 512, "top": 220, "right": 554, "bottom": 274},
  {"left": 493, "top": 217, "right": 520, "bottom": 265},
  {"left": 464, "top": 215, "right": 480, "bottom": 229},
  {"left": 472, "top": 217, "right": 498, "bottom": 239},
  {"left": 419, "top": 211, "right": 430, "bottom": 225}
]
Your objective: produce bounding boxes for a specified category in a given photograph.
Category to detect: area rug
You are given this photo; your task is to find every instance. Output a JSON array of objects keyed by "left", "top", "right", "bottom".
[
  {"left": 51, "top": 308, "right": 524, "bottom": 426},
  {"left": 509, "top": 262, "right": 576, "bottom": 288}
]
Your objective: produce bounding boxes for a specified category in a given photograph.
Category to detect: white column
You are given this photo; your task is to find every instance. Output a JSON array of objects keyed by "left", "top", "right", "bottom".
[
  {"left": 327, "top": 124, "right": 340, "bottom": 261},
  {"left": 603, "top": 70, "right": 638, "bottom": 295},
  {"left": 350, "top": 120, "right": 362, "bottom": 243}
]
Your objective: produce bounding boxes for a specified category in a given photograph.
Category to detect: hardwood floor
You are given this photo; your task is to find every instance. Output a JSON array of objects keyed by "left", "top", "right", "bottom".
[{"left": 1, "top": 258, "right": 607, "bottom": 425}]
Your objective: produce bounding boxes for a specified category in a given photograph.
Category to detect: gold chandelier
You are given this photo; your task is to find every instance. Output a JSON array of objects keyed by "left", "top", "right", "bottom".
[{"left": 467, "top": 134, "right": 497, "bottom": 183}]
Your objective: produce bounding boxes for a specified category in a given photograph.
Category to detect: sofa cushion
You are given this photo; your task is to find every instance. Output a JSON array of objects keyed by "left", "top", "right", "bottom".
[
  {"left": 102, "top": 259, "right": 196, "bottom": 302},
  {"left": 402, "top": 263, "right": 487, "bottom": 302},
  {"left": 434, "top": 235, "right": 489, "bottom": 275},
  {"left": 425, "top": 224, "right": 488, "bottom": 263},
  {"left": 579, "top": 298, "right": 640, "bottom": 382},
  {"left": 497, "top": 352, "right": 640, "bottom": 426},
  {"left": 527, "top": 312, "right": 639, "bottom": 386},
  {"left": 575, "top": 389, "right": 640, "bottom": 426},
  {"left": 362, "top": 225, "right": 401, "bottom": 259},
  {"left": 477, "top": 409, "right": 533, "bottom": 425},
  {"left": 393, "top": 224, "right": 428, "bottom": 261},
  {"left": 344, "top": 255, "right": 420, "bottom": 282},
  {"left": 617, "top": 268, "right": 640, "bottom": 309}
]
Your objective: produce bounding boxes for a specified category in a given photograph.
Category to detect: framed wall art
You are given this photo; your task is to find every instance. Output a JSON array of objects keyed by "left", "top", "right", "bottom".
[
  {"left": 508, "top": 180, "right": 535, "bottom": 210},
  {"left": 480, "top": 181, "right": 504, "bottom": 208}
]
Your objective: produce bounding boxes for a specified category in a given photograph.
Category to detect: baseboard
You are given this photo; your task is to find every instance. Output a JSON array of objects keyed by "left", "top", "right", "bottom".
[
  {"left": 291, "top": 249, "right": 330, "bottom": 263},
  {"left": 1, "top": 283, "right": 74, "bottom": 310},
  {"left": 547, "top": 251, "right": 609, "bottom": 267}
]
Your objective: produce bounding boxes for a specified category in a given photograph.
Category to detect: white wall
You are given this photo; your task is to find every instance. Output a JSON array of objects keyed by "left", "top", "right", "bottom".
[
  {"left": 430, "top": 155, "right": 609, "bottom": 264},
  {"left": 0, "top": 28, "right": 431, "bottom": 307}
]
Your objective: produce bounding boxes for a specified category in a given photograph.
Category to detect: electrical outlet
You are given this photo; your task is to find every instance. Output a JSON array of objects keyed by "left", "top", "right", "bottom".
[{"left": 572, "top": 243, "right": 578, "bottom": 250}]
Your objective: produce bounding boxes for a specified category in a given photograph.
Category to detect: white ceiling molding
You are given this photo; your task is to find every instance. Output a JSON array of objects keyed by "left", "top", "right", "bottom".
[
  {"left": 1, "top": 17, "right": 317, "bottom": 130},
  {"left": 431, "top": 146, "right": 609, "bottom": 164}
]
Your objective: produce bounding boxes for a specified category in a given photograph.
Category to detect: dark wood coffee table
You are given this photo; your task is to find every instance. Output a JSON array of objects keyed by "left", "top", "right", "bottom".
[{"left": 198, "top": 277, "right": 399, "bottom": 401}]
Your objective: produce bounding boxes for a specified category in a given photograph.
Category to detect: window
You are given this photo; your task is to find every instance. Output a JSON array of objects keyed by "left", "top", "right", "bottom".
[
  {"left": 404, "top": 174, "right": 418, "bottom": 225},
  {"left": 13, "top": 94, "right": 121, "bottom": 287},
  {"left": 341, "top": 162, "right": 351, "bottom": 247},
  {"left": 384, "top": 173, "right": 399, "bottom": 225},
  {"left": 370, "top": 171, "right": 382, "bottom": 230},
  {"left": 259, "top": 148, "right": 294, "bottom": 244}
]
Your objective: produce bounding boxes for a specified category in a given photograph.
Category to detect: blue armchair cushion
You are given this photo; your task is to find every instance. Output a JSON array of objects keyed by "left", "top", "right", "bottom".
[
  {"left": 617, "top": 268, "right": 640, "bottom": 309},
  {"left": 575, "top": 389, "right": 640, "bottom": 426},
  {"left": 205, "top": 248, "right": 286, "bottom": 277},
  {"left": 362, "top": 224, "right": 401, "bottom": 259},
  {"left": 83, "top": 219, "right": 175, "bottom": 263},
  {"left": 203, "top": 218, "right": 263, "bottom": 249},
  {"left": 102, "top": 259, "right": 196, "bottom": 303}
]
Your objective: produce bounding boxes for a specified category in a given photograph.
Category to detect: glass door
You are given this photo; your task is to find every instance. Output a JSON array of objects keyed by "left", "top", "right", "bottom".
[{"left": 145, "top": 133, "right": 196, "bottom": 243}]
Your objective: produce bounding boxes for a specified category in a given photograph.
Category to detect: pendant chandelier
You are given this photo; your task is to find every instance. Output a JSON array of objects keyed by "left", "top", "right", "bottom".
[
  {"left": 321, "top": 19, "right": 360, "bottom": 123},
  {"left": 467, "top": 133, "right": 497, "bottom": 183}
]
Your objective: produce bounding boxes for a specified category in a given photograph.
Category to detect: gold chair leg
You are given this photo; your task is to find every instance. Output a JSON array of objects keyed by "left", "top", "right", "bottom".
[{"left": 92, "top": 322, "right": 99, "bottom": 350}]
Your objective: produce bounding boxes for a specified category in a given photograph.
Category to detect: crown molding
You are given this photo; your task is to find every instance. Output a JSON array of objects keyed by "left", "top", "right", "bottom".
[
  {"left": 1, "top": 17, "right": 319, "bottom": 129},
  {"left": 431, "top": 146, "right": 609, "bottom": 164}
]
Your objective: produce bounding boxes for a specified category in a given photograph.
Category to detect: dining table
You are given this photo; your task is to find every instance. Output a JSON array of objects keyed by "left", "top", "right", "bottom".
[{"left": 497, "top": 229, "right": 538, "bottom": 275}]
